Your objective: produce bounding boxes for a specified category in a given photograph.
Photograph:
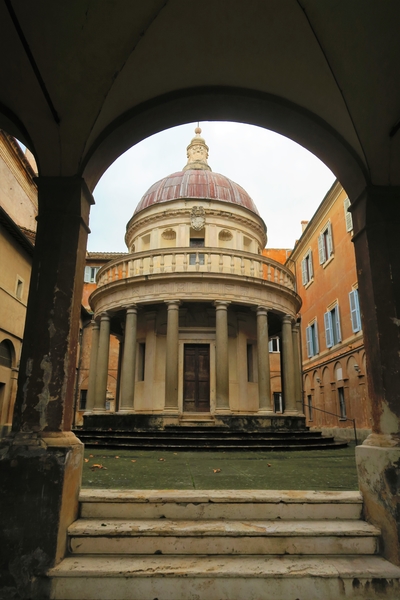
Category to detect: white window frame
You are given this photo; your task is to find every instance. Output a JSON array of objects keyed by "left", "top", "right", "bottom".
[
  {"left": 349, "top": 289, "right": 361, "bottom": 333},
  {"left": 318, "top": 221, "right": 334, "bottom": 265},
  {"left": 84, "top": 266, "right": 100, "bottom": 283},
  {"left": 301, "top": 249, "right": 313, "bottom": 286},
  {"left": 268, "top": 337, "right": 280, "bottom": 353},
  {"left": 344, "top": 197, "right": 353, "bottom": 232},
  {"left": 306, "top": 321, "right": 319, "bottom": 358},
  {"left": 324, "top": 304, "right": 342, "bottom": 348}
]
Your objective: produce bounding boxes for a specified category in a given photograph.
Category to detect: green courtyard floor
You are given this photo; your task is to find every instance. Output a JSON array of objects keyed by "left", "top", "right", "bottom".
[{"left": 81, "top": 443, "right": 359, "bottom": 491}]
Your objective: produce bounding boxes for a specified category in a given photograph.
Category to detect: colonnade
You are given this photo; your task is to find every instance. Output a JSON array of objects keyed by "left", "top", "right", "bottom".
[{"left": 85, "top": 302, "right": 302, "bottom": 415}]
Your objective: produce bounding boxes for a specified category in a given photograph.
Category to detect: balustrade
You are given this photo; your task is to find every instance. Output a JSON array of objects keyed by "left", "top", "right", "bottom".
[{"left": 95, "top": 247, "right": 296, "bottom": 291}]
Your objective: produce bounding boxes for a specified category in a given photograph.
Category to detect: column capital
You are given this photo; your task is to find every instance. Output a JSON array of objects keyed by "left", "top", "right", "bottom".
[
  {"left": 256, "top": 306, "right": 269, "bottom": 317},
  {"left": 214, "top": 300, "right": 231, "bottom": 310},
  {"left": 99, "top": 312, "right": 110, "bottom": 322},
  {"left": 282, "top": 314, "right": 294, "bottom": 325},
  {"left": 123, "top": 305, "right": 137, "bottom": 314},
  {"left": 91, "top": 319, "right": 100, "bottom": 329},
  {"left": 165, "top": 300, "right": 181, "bottom": 309}
]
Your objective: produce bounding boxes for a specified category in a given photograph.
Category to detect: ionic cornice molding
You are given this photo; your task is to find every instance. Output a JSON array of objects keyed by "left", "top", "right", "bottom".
[{"left": 125, "top": 206, "right": 266, "bottom": 246}]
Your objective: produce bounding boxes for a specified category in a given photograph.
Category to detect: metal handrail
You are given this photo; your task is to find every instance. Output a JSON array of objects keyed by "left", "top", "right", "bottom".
[{"left": 303, "top": 401, "right": 358, "bottom": 446}]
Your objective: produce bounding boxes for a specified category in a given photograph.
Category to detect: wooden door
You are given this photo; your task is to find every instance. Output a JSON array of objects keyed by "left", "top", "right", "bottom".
[{"left": 183, "top": 344, "right": 210, "bottom": 412}]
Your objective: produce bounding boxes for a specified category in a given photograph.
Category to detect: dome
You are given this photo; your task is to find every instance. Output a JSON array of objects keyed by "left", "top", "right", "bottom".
[{"left": 134, "top": 169, "right": 260, "bottom": 215}]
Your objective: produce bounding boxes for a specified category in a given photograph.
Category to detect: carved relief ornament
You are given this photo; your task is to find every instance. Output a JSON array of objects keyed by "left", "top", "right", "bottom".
[{"left": 190, "top": 206, "right": 205, "bottom": 231}]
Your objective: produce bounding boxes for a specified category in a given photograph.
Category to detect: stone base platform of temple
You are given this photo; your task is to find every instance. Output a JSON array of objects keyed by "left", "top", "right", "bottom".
[
  {"left": 48, "top": 489, "right": 400, "bottom": 600},
  {"left": 75, "top": 413, "right": 347, "bottom": 450}
]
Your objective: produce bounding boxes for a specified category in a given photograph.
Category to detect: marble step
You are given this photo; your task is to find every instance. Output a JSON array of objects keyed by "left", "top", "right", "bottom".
[
  {"left": 48, "top": 554, "right": 400, "bottom": 600},
  {"left": 69, "top": 518, "right": 380, "bottom": 556},
  {"left": 80, "top": 489, "right": 363, "bottom": 520}
]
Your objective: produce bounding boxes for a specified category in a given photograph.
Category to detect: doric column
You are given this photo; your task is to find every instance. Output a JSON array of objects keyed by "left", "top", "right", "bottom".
[
  {"left": 292, "top": 321, "right": 303, "bottom": 413},
  {"left": 85, "top": 320, "right": 100, "bottom": 412},
  {"left": 93, "top": 312, "right": 110, "bottom": 412},
  {"left": 256, "top": 307, "right": 273, "bottom": 412},
  {"left": 215, "top": 301, "right": 230, "bottom": 410},
  {"left": 281, "top": 315, "right": 297, "bottom": 414},
  {"left": 119, "top": 306, "right": 137, "bottom": 412},
  {"left": 351, "top": 186, "right": 400, "bottom": 565},
  {"left": 165, "top": 301, "right": 180, "bottom": 410}
]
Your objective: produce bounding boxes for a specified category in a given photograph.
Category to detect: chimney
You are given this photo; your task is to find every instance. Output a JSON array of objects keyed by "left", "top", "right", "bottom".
[{"left": 301, "top": 220, "right": 309, "bottom": 233}]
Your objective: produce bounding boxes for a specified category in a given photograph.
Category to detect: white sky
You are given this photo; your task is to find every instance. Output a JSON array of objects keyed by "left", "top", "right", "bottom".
[{"left": 89, "top": 122, "right": 336, "bottom": 252}]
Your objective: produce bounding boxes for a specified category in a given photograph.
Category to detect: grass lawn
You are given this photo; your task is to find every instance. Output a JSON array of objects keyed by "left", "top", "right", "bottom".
[{"left": 81, "top": 443, "right": 359, "bottom": 491}]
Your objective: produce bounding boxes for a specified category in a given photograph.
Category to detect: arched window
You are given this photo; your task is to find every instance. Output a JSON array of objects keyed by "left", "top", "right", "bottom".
[{"left": 0, "top": 340, "right": 13, "bottom": 368}]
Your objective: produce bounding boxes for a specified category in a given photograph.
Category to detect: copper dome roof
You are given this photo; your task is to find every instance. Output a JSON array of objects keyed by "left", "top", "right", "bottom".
[{"left": 134, "top": 169, "right": 259, "bottom": 215}]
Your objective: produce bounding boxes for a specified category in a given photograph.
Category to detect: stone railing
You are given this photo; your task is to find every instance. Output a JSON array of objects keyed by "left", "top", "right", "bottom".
[{"left": 96, "top": 247, "right": 296, "bottom": 291}]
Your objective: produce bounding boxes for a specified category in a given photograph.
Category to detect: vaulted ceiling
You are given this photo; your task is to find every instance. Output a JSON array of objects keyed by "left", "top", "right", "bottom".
[{"left": 0, "top": 1, "right": 399, "bottom": 196}]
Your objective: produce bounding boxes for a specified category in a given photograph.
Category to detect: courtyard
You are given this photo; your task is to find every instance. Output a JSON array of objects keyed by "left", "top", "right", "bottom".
[{"left": 82, "top": 443, "right": 358, "bottom": 491}]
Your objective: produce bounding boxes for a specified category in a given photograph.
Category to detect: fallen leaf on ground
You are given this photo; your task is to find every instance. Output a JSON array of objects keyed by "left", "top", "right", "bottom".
[
  {"left": 84, "top": 458, "right": 89, "bottom": 463},
  {"left": 115, "top": 456, "right": 119, "bottom": 459},
  {"left": 213, "top": 468, "right": 221, "bottom": 473},
  {"left": 91, "top": 463, "right": 107, "bottom": 470},
  {"left": 131, "top": 460, "right": 136, "bottom": 463},
  {"left": 159, "top": 458, "right": 165, "bottom": 461},
  {"left": 173, "top": 453, "right": 177, "bottom": 455},
  {"left": 267, "top": 464, "right": 272, "bottom": 467}
]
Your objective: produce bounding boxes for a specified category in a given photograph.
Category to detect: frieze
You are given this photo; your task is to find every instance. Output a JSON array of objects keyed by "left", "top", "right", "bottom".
[{"left": 92, "top": 275, "right": 300, "bottom": 318}]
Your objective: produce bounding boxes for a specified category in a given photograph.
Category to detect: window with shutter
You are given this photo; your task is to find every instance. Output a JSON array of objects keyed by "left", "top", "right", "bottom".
[
  {"left": 349, "top": 289, "right": 361, "bottom": 332},
  {"left": 306, "top": 321, "right": 319, "bottom": 357},
  {"left": 84, "top": 266, "right": 91, "bottom": 282},
  {"left": 318, "top": 234, "right": 326, "bottom": 264},
  {"left": 319, "top": 222, "right": 334, "bottom": 265},
  {"left": 301, "top": 250, "right": 313, "bottom": 285},
  {"left": 324, "top": 311, "right": 333, "bottom": 348},
  {"left": 325, "top": 305, "right": 341, "bottom": 347},
  {"left": 344, "top": 198, "right": 353, "bottom": 232}
]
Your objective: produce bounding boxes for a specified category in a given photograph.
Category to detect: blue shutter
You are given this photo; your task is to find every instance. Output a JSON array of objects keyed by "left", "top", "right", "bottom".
[
  {"left": 301, "top": 258, "right": 308, "bottom": 285},
  {"left": 84, "top": 266, "right": 91, "bottom": 282},
  {"left": 327, "top": 222, "right": 333, "bottom": 256},
  {"left": 349, "top": 290, "right": 361, "bottom": 332},
  {"left": 344, "top": 198, "right": 353, "bottom": 232},
  {"left": 318, "top": 234, "right": 326, "bottom": 264},
  {"left": 334, "top": 305, "right": 342, "bottom": 343},
  {"left": 324, "top": 311, "right": 333, "bottom": 348},
  {"left": 306, "top": 326, "right": 313, "bottom": 357},
  {"left": 313, "top": 321, "right": 319, "bottom": 354},
  {"left": 308, "top": 250, "right": 313, "bottom": 279}
]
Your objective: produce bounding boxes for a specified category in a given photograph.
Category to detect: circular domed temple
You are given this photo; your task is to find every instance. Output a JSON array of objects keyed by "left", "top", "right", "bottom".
[{"left": 83, "top": 129, "right": 303, "bottom": 434}]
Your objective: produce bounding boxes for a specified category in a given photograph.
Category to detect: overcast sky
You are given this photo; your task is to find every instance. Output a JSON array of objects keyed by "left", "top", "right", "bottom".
[{"left": 88, "top": 122, "right": 336, "bottom": 252}]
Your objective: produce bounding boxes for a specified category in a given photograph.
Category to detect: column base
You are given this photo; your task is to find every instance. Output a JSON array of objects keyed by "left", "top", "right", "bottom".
[
  {"left": 163, "top": 407, "right": 180, "bottom": 414},
  {"left": 214, "top": 407, "right": 231, "bottom": 414},
  {"left": 356, "top": 434, "right": 400, "bottom": 566},
  {"left": 0, "top": 431, "right": 84, "bottom": 599},
  {"left": 283, "top": 409, "right": 299, "bottom": 416},
  {"left": 258, "top": 408, "right": 275, "bottom": 415},
  {"left": 117, "top": 409, "right": 136, "bottom": 414}
]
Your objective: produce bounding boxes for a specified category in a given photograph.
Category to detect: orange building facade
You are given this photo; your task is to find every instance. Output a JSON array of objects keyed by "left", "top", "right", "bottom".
[{"left": 289, "top": 181, "right": 371, "bottom": 441}]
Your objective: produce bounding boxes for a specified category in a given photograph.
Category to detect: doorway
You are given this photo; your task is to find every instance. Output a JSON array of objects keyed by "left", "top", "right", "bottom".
[{"left": 183, "top": 344, "right": 210, "bottom": 412}]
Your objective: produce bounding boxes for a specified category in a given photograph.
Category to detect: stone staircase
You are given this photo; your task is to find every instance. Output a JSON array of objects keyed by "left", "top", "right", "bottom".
[
  {"left": 48, "top": 489, "right": 400, "bottom": 599},
  {"left": 74, "top": 426, "right": 347, "bottom": 450}
]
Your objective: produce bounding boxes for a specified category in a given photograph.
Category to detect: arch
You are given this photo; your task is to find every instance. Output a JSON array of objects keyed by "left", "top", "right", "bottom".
[
  {"left": 81, "top": 87, "right": 368, "bottom": 198},
  {"left": 0, "top": 339, "right": 15, "bottom": 369},
  {"left": 0, "top": 103, "right": 37, "bottom": 164}
]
